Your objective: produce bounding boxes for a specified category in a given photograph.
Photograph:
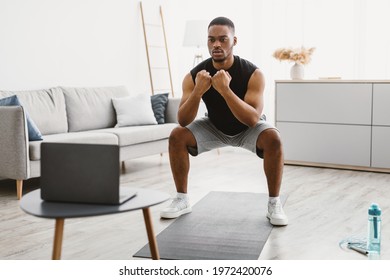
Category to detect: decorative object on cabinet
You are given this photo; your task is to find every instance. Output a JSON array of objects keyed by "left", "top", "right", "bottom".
[
  {"left": 290, "top": 62, "right": 305, "bottom": 80},
  {"left": 273, "top": 47, "right": 315, "bottom": 80}
]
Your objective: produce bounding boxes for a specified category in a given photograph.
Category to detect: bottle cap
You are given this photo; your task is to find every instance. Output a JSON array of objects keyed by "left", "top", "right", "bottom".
[{"left": 368, "top": 203, "right": 381, "bottom": 216}]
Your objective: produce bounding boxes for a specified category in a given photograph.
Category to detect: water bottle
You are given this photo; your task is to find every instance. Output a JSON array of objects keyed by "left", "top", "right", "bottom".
[{"left": 367, "top": 203, "right": 381, "bottom": 258}]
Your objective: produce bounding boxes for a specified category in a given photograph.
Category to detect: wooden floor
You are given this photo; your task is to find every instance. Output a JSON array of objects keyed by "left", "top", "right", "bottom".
[{"left": 1, "top": 147, "right": 389, "bottom": 260}]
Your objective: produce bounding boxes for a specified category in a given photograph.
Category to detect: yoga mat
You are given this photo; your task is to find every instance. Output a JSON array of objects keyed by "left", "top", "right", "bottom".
[{"left": 134, "top": 191, "right": 287, "bottom": 260}]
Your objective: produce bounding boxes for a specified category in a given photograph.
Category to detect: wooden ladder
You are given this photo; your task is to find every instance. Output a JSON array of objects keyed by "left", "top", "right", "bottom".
[{"left": 139, "top": 2, "right": 174, "bottom": 97}]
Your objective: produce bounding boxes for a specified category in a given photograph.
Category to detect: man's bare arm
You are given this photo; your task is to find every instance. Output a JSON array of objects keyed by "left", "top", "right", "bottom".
[
  {"left": 212, "top": 69, "right": 264, "bottom": 127},
  {"left": 177, "top": 70, "right": 211, "bottom": 127}
]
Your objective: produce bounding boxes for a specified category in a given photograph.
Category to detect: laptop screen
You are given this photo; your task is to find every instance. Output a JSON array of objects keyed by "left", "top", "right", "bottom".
[{"left": 40, "top": 143, "right": 121, "bottom": 204}]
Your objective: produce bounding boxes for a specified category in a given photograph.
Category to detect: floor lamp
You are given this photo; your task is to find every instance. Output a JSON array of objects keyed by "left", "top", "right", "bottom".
[{"left": 183, "top": 20, "right": 208, "bottom": 67}]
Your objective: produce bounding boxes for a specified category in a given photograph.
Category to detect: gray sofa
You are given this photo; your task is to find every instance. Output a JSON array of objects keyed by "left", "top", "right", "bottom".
[{"left": 0, "top": 86, "right": 179, "bottom": 199}]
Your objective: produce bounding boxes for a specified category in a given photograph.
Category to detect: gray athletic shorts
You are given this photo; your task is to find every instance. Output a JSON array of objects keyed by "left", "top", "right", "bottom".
[{"left": 186, "top": 117, "right": 277, "bottom": 158}]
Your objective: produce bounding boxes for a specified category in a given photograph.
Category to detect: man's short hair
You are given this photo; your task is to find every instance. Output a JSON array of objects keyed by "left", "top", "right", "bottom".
[{"left": 208, "top": 17, "right": 235, "bottom": 33}]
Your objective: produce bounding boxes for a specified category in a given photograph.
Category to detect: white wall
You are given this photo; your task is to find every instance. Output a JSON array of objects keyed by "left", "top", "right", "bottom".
[
  {"left": 0, "top": 0, "right": 149, "bottom": 92},
  {"left": 0, "top": 0, "right": 256, "bottom": 96}
]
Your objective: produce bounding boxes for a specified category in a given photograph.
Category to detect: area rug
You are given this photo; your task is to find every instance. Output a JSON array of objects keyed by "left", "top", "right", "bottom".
[{"left": 133, "top": 191, "right": 287, "bottom": 260}]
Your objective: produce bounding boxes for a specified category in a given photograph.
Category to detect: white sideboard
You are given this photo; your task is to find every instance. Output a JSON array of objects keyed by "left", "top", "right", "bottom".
[{"left": 275, "top": 80, "right": 390, "bottom": 172}]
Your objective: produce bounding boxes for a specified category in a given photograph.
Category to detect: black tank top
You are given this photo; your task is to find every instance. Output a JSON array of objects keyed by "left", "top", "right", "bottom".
[{"left": 190, "top": 55, "right": 258, "bottom": 135}]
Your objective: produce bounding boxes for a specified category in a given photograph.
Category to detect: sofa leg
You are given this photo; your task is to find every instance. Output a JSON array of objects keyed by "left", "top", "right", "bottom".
[{"left": 16, "top": 180, "right": 23, "bottom": 200}]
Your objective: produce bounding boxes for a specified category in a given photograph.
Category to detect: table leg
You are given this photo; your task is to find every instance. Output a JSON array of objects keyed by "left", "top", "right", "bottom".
[
  {"left": 52, "top": 218, "right": 65, "bottom": 260},
  {"left": 142, "top": 208, "right": 160, "bottom": 260}
]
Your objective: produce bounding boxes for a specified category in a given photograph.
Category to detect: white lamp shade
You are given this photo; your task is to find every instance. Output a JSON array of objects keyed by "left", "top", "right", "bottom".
[{"left": 183, "top": 20, "right": 208, "bottom": 48}]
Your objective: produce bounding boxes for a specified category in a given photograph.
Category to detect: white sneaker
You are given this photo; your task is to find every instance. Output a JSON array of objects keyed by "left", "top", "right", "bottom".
[
  {"left": 160, "top": 196, "right": 192, "bottom": 219},
  {"left": 267, "top": 200, "right": 288, "bottom": 226}
]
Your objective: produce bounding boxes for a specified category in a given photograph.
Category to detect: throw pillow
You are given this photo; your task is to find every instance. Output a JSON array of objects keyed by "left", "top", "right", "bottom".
[
  {"left": 112, "top": 94, "right": 158, "bottom": 127},
  {"left": 0, "top": 95, "right": 43, "bottom": 141},
  {"left": 150, "top": 93, "right": 169, "bottom": 124}
]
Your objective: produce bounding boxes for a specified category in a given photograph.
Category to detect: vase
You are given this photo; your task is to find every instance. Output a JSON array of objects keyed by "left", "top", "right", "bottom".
[{"left": 290, "top": 62, "right": 304, "bottom": 80}]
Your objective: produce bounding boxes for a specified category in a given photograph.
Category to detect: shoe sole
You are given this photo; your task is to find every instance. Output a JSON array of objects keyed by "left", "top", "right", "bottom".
[
  {"left": 267, "top": 213, "right": 288, "bottom": 226},
  {"left": 160, "top": 207, "right": 192, "bottom": 219}
]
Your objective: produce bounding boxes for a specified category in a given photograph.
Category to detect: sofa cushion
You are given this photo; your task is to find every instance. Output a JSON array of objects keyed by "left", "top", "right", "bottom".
[
  {"left": 112, "top": 94, "right": 157, "bottom": 127},
  {"left": 0, "top": 95, "right": 42, "bottom": 141},
  {"left": 89, "top": 123, "right": 177, "bottom": 147},
  {"left": 0, "top": 87, "right": 68, "bottom": 135},
  {"left": 165, "top": 97, "right": 180, "bottom": 124},
  {"left": 62, "top": 86, "right": 129, "bottom": 132},
  {"left": 151, "top": 93, "right": 169, "bottom": 124},
  {"left": 29, "top": 132, "right": 119, "bottom": 161}
]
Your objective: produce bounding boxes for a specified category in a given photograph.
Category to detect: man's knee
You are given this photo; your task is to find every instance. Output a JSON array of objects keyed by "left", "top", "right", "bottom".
[
  {"left": 257, "top": 129, "right": 283, "bottom": 152},
  {"left": 169, "top": 127, "right": 185, "bottom": 144},
  {"left": 169, "top": 126, "right": 195, "bottom": 147}
]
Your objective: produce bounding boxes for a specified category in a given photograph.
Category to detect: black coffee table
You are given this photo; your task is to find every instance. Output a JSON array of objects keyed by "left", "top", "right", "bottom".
[{"left": 20, "top": 188, "right": 169, "bottom": 260}]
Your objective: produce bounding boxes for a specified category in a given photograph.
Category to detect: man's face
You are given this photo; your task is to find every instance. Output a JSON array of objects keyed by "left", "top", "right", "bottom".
[{"left": 207, "top": 25, "right": 236, "bottom": 63}]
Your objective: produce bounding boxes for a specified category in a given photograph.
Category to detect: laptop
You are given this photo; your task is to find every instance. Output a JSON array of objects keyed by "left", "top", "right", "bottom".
[{"left": 40, "top": 143, "right": 137, "bottom": 205}]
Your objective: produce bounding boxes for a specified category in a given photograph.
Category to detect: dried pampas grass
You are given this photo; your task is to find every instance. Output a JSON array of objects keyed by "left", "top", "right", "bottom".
[{"left": 273, "top": 47, "right": 315, "bottom": 65}]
